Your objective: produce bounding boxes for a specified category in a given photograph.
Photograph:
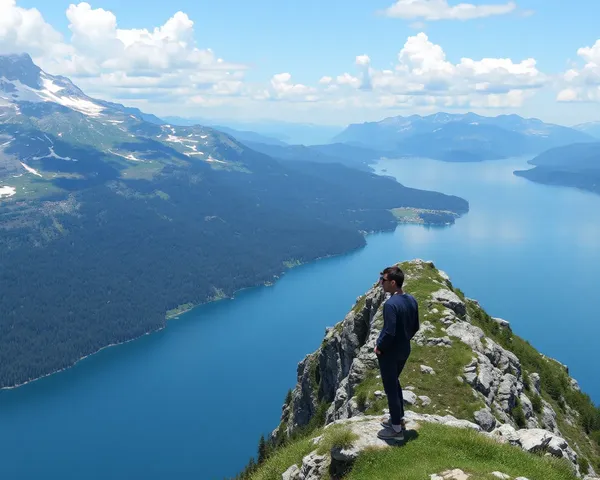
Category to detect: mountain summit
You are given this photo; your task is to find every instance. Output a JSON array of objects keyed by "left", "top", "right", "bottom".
[{"left": 241, "top": 260, "right": 600, "bottom": 480}]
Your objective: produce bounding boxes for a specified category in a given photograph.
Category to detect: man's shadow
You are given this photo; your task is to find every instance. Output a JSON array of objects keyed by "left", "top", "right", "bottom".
[{"left": 383, "top": 428, "right": 419, "bottom": 446}]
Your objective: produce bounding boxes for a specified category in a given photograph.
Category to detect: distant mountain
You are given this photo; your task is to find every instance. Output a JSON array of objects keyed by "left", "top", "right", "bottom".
[
  {"left": 333, "top": 113, "right": 594, "bottom": 162},
  {"left": 573, "top": 121, "right": 600, "bottom": 139},
  {"left": 163, "top": 116, "right": 343, "bottom": 145},
  {"left": 514, "top": 142, "right": 600, "bottom": 195},
  {"left": 0, "top": 53, "right": 468, "bottom": 389},
  {"left": 245, "top": 141, "right": 387, "bottom": 171}
]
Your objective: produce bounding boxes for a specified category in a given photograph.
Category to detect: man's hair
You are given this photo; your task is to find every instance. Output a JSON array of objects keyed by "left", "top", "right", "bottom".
[{"left": 382, "top": 266, "right": 405, "bottom": 289}]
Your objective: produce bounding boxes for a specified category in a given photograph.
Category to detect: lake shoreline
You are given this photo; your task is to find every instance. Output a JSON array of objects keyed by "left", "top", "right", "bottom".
[{"left": 1, "top": 206, "right": 462, "bottom": 392}]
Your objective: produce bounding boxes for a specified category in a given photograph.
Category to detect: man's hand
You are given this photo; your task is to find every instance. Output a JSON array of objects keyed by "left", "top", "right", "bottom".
[{"left": 374, "top": 346, "right": 381, "bottom": 355}]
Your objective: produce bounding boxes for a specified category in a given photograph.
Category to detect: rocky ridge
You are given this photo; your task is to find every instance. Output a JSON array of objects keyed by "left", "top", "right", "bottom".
[{"left": 263, "top": 260, "right": 599, "bottom": 480}]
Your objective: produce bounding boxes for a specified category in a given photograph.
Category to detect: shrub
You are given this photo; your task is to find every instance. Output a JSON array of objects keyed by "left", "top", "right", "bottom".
[
  {"left": 317, "top": 426, "right": 359, "bottom": 455},
  {"left": 512, "top": 404, "right": 527, "bottom": 428},
  {"left": 531, "top": 394, "right": 543, "bottom": 414},
  {"left": 356, "top": 390, "right": 368, "bottom": 411}
]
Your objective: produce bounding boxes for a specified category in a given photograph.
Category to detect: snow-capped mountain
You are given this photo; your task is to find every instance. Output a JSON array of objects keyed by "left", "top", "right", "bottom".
[{"left": 0, "top": 53, "right": 249, "bottom": 199}]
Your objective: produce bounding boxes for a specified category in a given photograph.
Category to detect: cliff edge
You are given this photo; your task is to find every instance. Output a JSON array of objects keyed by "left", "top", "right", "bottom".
[{"left": 239, "top": 260, "right": 600, "bottom": 480}]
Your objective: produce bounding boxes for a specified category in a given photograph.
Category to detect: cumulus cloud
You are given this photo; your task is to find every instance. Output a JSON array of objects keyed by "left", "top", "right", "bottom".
[
  {"left": 319, "top": 33, "right": 544, "bottom": 109},
  {"left": 0, "top": 1, "right": 249, "bottom": 106},
  {"left": 0, "top": 0, "right": 71, "bottom": 56},
  {"left": 268, "top": 73, "right": 318, "bottom": 101},
  {"left": 382, "top": 0, "right": 517, "bottom": 21},
  {"left": 557, "top": 39, "right": 600, "bottom": 102}
]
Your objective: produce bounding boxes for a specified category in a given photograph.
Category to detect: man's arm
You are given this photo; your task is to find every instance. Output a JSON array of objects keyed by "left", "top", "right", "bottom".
[{"left": 377, "top": 302, "right": 397, "bottom": 353}]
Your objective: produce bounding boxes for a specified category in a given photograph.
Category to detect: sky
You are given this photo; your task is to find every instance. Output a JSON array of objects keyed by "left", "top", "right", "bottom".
[{"left": 2, "top": 0, "right": 600, "bottom": 126}]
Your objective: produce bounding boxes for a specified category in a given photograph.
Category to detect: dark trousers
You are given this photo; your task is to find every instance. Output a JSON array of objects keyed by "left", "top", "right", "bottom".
[{"left": 377, "top": 354, "right": 408, "bottom": 426}]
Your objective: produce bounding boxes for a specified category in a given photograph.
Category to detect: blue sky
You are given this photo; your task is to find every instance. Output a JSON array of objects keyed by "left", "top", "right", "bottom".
[{"left": 5, "top": 0, "right": 600, "bottom": 126}]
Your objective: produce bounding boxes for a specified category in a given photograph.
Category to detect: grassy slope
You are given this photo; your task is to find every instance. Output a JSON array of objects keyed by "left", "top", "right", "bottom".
[{"left": 249, "top": 423, "right": 577, "bottom": 480}]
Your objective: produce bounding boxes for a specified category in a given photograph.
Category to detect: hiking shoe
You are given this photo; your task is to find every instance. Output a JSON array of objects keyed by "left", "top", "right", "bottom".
[
  {"left": 377, "top": 426, "right": 405, "bottom": 441},
  {"left": 380, "top": 417, "right": 406, "bottom": 430}
]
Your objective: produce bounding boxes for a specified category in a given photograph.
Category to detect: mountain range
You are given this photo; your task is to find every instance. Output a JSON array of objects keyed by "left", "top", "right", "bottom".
[
  {"left": 0, "top": 53, "right": 467, "bottom": 389},
  {"left": 333, "top": 113, "right": 595, "bottom": 162}
]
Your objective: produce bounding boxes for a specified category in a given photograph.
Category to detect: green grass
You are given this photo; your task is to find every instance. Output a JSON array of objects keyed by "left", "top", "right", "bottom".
[
  {"left": 317, "top": 425, "right": 359, "bottom": 455},
  {"left": 348, "top": 423, "right": 578, "bottom": 480},
  {"left": 166, "top": 303, "right": 194, "bottom": 319},
  {"left": 248, "top": 436, "right": 316, "bottom": 480},
  {"left": 248, "top": 423, "right": 578, "bottom": 480},
  {"left": 119, "top": 161, "right": 164, "bottom": 180},
  {"left": 354, "top": 340, "right": 484, "bottom": 420}
]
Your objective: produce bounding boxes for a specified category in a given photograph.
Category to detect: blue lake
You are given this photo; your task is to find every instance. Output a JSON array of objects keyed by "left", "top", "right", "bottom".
[{"left": 1, "top": 156, "right": 599, "bottom": 479}]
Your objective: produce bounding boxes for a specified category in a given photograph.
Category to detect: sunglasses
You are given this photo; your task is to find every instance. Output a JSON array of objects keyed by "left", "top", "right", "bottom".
[{"left": 379, "top": 276, "right": 390, "bottom": 283}]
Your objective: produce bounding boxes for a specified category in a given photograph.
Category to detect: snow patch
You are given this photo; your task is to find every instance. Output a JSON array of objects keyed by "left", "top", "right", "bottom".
[
  {"left": 41, "top": 77, "right": 64, "bottom": 94},
  {"left": 20, "top": 162, "right": 42, "bottom": 177},
  {"left": 32, "top": 146, "right": 77, "bottom": 162},
  {"left": 0, "top": 186, "right": 16, "bottom": 198},
  {"left": 108, "top": 149, "right": 142, "bottom": 162}
]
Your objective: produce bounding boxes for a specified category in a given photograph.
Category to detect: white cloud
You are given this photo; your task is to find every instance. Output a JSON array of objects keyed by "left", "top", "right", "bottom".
[
  {"left": 557, "top": 39, "right": 600, "bottom": 102},
  {"left": 382, "top": 0, "right": 517, "bottom": 21},
  {"left": 269, "top": 73, "right": 317, "bottom": 101},
  {"left": 0, "top": 1, "right": 249, "bottom": 106},
  {"left": 320, "top": 33, "right": 544, "bottom": 109},
  {"left": 0, "top": 0, "right": 70, "bottom": 56}
]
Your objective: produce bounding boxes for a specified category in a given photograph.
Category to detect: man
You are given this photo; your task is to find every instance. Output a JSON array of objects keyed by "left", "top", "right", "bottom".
[{"left": 375, "top": 265, "right": 419, "bottom": 441}]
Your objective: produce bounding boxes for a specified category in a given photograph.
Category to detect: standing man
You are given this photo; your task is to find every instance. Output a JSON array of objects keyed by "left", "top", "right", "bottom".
[{"left": 375, "top": 265, "right": 419, "bottom": 441}]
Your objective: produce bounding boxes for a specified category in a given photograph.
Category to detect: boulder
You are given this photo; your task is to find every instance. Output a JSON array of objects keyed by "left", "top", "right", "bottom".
[
  {"left": 474, "top": 408, "right": 497, "bottom": 432},
  {"left": 403, "top": 390, "right": 418, "bottom": 406},
  {"left": 492, "top": 317, "right": 510, "bottom": 328},
  {"left": 419, "top": 395, "right": 432, "bottom": 406},
  {"left": 282, "top": 464, "right": 301, "bottom": 480},
  {"left": 431, "top": 289, "right": 466, "bottom": 316},
  {"left": 421, "top": 365, "right": 436, "bottom": 375},
  {"left": 298, "top": 451, "right": 328, "bottom": 480},
  {"left": 430, "top": 469, "right": 470, "bottom": 480}
]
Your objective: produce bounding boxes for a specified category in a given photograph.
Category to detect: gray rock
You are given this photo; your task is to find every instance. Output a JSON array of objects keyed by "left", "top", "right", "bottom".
[
  {"left": 541, "top": 401, "right": 559, "bottom": 434},
  {"left": 430, "top": 469, "right": 470, "bottom": 480},
  {"left": 474, "top": 408, "right": 497, "bottom": 432},
  {"left": 517, "top": 429, "right": 552, "bottom": 453},
  {"left": 421, "top": 365, "right": 436, "bottom": 375},
  {"left": 519, "top": 393, "right": 534, "bottom": 420},
  {"left": 299, "top": 451, "right": 328, "bottom": 480},
  {"left": 438, "top": 270, "right": 451, "bottom": 283},
  {"left": 426, "top": 336, "right": 453, "bottom": 347},
  {"left": 547, "top": 435, "right": 578, "bottom": 465},
  {"left": 570, "top": 378, "right": 581, "bottom": 392},
  {"left": 282, "top": 464, "right": 301, "bottom": 480},
  {"left": 419, "top": 395, "right": 432, "bottom": 406},
  {"left": 515, "top": 478, "right": 531, "bottom": 480},
  {"left": 431, "top": 289, "right": 466, "bottom": 316},
  {"left": 530, "top": 373, "right": 541, "bottom": 395},
  {"left": 491, "top": 473, "right": 510, "bottom": 480},
  {"left": 492, "top": 317, "right": 510, "bottom": 328},
  {"left": 405, "top": 411, "right": 481, "bottom": 431},
  {"left": 403, "top": 390, "right": 418, "bottom": 406},
  {"left": 490, "top": 424, "right": 520, "bottom": 444}
]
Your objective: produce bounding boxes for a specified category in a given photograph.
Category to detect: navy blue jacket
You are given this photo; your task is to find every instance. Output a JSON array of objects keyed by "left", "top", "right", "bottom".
[{"left": 377, "top": 293, "right": 419, "bottom": 358}]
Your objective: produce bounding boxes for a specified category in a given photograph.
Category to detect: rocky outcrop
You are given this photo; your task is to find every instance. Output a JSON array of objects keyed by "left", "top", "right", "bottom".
[{"left": 272, "top": 260, "right": 597, "bottom": 479}]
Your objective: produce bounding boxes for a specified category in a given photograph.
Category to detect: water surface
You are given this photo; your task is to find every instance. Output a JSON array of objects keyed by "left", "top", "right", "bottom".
[{"left": 1, "top": 156, "right": 598, "bottom": 479}]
